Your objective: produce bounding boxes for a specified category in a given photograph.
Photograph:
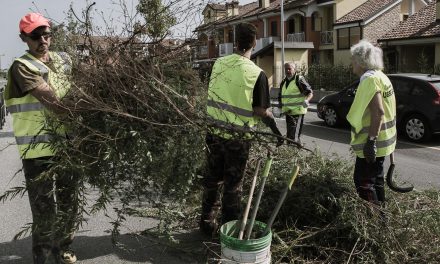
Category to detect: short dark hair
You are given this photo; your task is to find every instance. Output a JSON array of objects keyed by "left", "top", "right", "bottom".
[{"left": 235, "top": 23, "right": 257, "bottom": 52}]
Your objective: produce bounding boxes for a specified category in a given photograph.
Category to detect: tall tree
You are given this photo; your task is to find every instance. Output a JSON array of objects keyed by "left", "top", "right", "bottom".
[{"left": 136, "top": 0, "right": 177, "bottom": 40}]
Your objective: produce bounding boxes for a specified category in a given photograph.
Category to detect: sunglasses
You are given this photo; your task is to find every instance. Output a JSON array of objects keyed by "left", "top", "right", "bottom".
[{"left": 26, "top": 32, "right": 52, "bottom": 41}]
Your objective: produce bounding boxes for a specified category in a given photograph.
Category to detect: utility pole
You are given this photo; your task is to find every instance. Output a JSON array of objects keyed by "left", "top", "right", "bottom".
[
  {"left": 280, "top": 0, "right": 285, "bottom": 84},
  {"left": 0, "top": 54, "right": 5, "bottom": 79}
]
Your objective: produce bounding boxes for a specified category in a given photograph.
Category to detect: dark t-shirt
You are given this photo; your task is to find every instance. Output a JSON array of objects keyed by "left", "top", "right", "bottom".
[
  {"left": 6, "top": 54, "right": 59, "bottom": 100},
  {"left": 7, "top": 62, "right": 46, "bottom": 99},
  {"left": 252, "top": 71, "right": 270, "bottom": 109}
]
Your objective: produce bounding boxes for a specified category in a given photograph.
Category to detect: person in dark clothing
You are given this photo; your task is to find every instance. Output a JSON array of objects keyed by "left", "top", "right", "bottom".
[
  {"left": 201, "top": 22, "right": 282, "bottom": 237},
  {"left": 279, "top": 62, "right": 313, "bottom": 145}
]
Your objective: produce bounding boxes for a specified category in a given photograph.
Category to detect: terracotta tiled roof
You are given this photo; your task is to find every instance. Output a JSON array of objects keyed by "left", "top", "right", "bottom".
[
  {"left": 207, "top": 3, "right": 226, "bottom": 11},
  {"left": 379, "top": 1, "right": 440, "bottom": 40},
  {"left": 335, "top": 0, "right": 398, "bottom": 25},
  {"left": 196, "top": 0, "right": 314, "bottom": 31}
]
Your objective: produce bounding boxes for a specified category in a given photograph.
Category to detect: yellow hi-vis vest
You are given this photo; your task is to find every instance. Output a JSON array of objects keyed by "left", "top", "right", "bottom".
[
  {"left": 347, "top": 70, "right": 396, "bottom": 158},
  {"left": 281, "top": 76, "right": 307, "bottom": 115},
  {"left": 4, "top": 51, "right": 71, "bottom": 159},
  {"left": 206, "top": 54, "right": 262, "bottom": 139}
]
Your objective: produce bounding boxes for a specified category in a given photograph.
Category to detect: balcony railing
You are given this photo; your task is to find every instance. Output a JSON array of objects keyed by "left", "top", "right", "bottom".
[
  {"left": 287, "top": 32, "right": 305, "bottom": 42},
  {"left": 192, "top": 45, "right": 208, "bottom": 59},
  {"left": 320, "top": 31, "right": 333, "bottom": 45},
  {"left": 199, "top": 45, "right": 208, "bottom": 56},
  {"left": 219, "top": 43, "right": 233, "bottom": 57},
  {"left": 254, "top": 36, "right": 280, "bottom": 53}
]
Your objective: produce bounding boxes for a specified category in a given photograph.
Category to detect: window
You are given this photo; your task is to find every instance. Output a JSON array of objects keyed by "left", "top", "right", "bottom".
[
  {"left": 288, "top": 19, "right": 295, "bottom": 34},
  {"left": 271, "top": 21, "right": 278, "bottom": 37},
  {"left": 338, "top": 28, "right": 349, "bottom": 49},
  {"left": 312, "top": 12, "right": 322, "bottom": 31},
  {"left": 337, "top": 26, "right": 361, "bottom": 49},
  {"left": 311, "top": 51, "right": 320, "bottom": 64},
  {"left": 349, "top": 27, "right": 360, "bottom": 46}
]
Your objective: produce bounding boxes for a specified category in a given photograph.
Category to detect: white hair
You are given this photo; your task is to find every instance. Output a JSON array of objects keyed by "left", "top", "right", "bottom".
[
  {"left": 284, "top": 61, "right": 296, "bottom": 69},
  {"left": 350, "top": 40, "right": 384, "bottom": 70}
]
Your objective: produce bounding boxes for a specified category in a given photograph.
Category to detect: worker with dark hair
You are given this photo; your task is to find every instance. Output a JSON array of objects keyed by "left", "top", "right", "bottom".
[
  {"left": 201, "top": 22, "right": 282, "bottom": 237},
  {"left": 5, "top": 13, "right": 78, "bottom": 263}
]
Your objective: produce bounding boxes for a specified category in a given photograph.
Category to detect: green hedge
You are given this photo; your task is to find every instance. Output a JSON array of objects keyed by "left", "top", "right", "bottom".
[{"left": 304, "top": 64, "right": 357, "bottom": 92}]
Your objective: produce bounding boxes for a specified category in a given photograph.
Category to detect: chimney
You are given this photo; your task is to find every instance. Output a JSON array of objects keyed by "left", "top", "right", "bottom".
[
  {"left": 437, "top": 0, "right": 440, "bottom": 21},
  {"left": 259, "top": 0, "right": 270, "bottom": 9},
  {"left": 226, "top": 1, "right": 239, "bottom": 17}
]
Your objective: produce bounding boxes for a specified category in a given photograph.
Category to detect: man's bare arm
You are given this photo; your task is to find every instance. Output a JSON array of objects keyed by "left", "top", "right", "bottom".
[{"left": 30, "top": 83, "right": 67, "bottom": 114}]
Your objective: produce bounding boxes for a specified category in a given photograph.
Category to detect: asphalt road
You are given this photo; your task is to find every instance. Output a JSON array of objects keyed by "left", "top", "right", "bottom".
[
  {"left": 0, "top": 115, "right": 202, "bottom": 264},
  {"left": 276, "top": 109, "right": 440, "bottom": 189},
  {"left": 1, "top": 108, "right": 439, "bottom": 263}
]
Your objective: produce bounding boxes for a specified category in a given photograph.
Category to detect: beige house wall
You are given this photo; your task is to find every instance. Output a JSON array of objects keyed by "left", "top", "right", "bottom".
[
  {"left": 272, "top": 48, "right": 308, "bottom": 87},
  {"left": 256, "top": 55, "right": 275, "bottom": 87},
  {"left": 335, "top": 0, "right": 368, "bottom": 19},
  {"left": 363, "top": 4, "right": 401, "bottom": 44}
]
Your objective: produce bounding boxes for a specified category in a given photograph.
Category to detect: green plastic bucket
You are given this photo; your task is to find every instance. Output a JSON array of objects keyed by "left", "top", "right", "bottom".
[{"left": 220, "top": 220, "right": 272, "bottom": 264}]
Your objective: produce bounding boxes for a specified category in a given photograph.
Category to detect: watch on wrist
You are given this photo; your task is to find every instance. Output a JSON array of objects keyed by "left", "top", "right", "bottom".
[{"left": 368, "top": 136, "right": 377, "bottom": 141}]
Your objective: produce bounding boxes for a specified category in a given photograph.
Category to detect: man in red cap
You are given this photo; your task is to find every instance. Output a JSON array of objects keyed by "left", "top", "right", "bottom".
[{"left": 4, "top": 13, "right": 78, "bottom": 264}]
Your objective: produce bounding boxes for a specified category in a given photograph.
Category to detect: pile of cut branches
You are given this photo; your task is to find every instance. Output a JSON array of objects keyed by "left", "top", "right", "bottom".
[{"left": 247, "top": 147, "right": 440, "bottom": 263}]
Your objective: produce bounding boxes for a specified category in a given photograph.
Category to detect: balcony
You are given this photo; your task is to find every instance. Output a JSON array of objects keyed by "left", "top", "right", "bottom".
[
  {"left": 219, "top": 43, "right": 233, "bottom": 57},
  {"left": 287, "top": 32, "right": 305, "bottom": 42},
  {"left": 254, "top": 36, "right": 280, "bottom": 53},
  {"left": 320, "top": 31, "right": 333, "bottom": 45},
  {"left": 192, "top": 45, "right": 208, "bottom": 59}
]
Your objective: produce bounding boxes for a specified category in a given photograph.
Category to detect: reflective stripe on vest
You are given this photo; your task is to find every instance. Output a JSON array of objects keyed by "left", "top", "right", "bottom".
[
  {"left": 20, "top": 54, "right": 49, "bottom": 81},
  {"left": 352, "top": 119, "right": 396, "bottom": 135},
  {"left": 281, "top": 77, "right": 307, "bottom": 115},
  {"left": 7, "top": 102, "right": 44, "bottom": 113},
  {"left": 5, "top": 51, "right": 70, "bottom": 159},
  {"left": 207, "top": 100, "right": 254, "bottom": 117},
  {"left": 351, "top": 134, "right": 397, "bottom": 152},
  {"left": 15, "top": 134, "right": 52, "bottom": 145},
  {"left": 207, "top": 54, "right": 261, "bottom": 139}
]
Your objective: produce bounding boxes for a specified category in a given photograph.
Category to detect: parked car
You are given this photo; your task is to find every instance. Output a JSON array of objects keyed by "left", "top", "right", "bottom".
[{"left": 317, "top": 73, "right": 440, "bottom": 142}]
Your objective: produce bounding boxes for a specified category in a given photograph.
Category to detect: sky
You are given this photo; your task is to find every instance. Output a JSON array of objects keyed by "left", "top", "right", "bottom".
[{"left": 0, "top": 0, "right": 256, "bottom": 70}]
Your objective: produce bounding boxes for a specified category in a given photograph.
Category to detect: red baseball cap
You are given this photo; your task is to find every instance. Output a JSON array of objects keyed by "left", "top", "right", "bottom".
[{"left": 19, "top": 13, "right": 50, "bottom": 34}]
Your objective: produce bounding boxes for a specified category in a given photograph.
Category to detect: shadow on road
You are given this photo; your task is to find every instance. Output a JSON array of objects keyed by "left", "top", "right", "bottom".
[{"left": 0, "top": 231, "right": 209, "bottom": 264}]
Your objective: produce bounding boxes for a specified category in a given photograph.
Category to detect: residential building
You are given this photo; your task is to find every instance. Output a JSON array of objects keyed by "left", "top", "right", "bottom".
[
  {"left": 334, "top": 0, "right": 432, "bottom": 67},
  {"left": 194, "top": 0, "right": 434, "bottom": 87},
  {"left": 194, "top": 0, "right": 371, "bottom": 88},
  {"left": 378, "top": 0, "right": 439, "bottom": 72}
]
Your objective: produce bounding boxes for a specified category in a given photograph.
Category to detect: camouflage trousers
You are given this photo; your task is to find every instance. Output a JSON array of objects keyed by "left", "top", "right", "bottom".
[
  {"left": 22, "top": 157, "right": 79, "bottom": 264},
  {"left": 286, "top": 114, "right": 305, "bottom": 142},
  {"left": 201, "top": 134, "right": 250, "bottom": 230}
]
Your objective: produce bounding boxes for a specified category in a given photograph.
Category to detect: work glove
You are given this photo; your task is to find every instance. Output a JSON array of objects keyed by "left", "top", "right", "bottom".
[
  {"left": 303, "top": 100, "right": 310, "bottom": 108},
  {"left": 363, "top": 138, "right": 377, "bottom": 163},
  {"left": 262, "top": 116, "right": 283, "bottom": 147}
]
